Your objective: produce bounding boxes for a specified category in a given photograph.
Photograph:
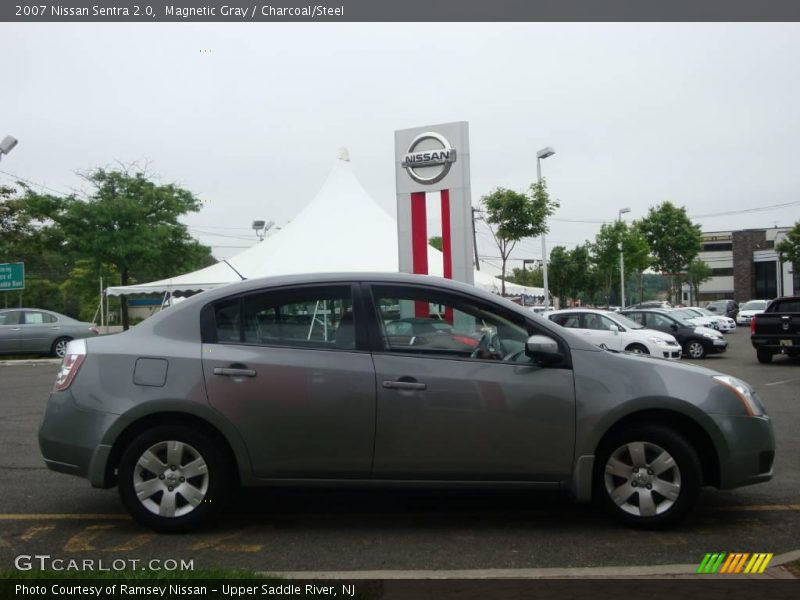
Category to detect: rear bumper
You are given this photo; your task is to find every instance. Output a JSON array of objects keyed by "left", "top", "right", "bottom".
[
  {"left": 751, "top": 336, "right": 800, "bottom": 353},
  {"left": 38, "top": 390, "right": 117, "bottom": 488}
]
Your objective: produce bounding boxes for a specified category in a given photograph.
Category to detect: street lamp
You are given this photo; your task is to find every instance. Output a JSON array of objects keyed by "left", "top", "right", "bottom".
[
  {"left": 252, "top": 219, "right": 275, "bottom": 241},
  {"left": 0, "top": 136, "right": 18, "bottom": 161},
  {"left": 536, "top": 146, "right": 555, "bottom": 307},
  {"left": 618, "top": 207, "right": 631, "bottom": 308}
]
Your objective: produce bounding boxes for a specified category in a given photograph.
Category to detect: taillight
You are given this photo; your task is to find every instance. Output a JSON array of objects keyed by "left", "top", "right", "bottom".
[
  {"left": 750, "top": 315, "right": 757, "bottom": 336},
  {"left": 53, "top": 339, "right": 87, "bottom": 392}
]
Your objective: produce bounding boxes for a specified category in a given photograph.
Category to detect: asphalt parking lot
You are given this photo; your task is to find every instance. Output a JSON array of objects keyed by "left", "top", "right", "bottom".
[{"left": 0, "top": 328, "right": 798, "bottom": 577}]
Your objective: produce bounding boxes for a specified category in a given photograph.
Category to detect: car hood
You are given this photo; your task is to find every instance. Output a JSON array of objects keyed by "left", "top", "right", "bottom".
[
  {"left": 739, "top": 310, "right": 763, "bottom": 317},
  {"left": 694, "top": 325, "right": 722, "bottom": 337}
]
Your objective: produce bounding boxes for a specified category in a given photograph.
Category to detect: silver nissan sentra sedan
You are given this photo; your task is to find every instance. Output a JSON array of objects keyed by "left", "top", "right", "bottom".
[{"left": 39, "top": 273, "right": 775, "bottom": 532}]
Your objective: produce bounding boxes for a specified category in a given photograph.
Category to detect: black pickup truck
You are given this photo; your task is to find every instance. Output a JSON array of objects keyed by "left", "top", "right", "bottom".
[{"left": 750, "top": 296, "right": 800, "bottom": 363}]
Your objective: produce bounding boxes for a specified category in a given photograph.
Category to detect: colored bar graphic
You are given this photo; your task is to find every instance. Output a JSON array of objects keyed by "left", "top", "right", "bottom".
[{"left": 698, "top": 552, "right": 773, "bottom": 574}]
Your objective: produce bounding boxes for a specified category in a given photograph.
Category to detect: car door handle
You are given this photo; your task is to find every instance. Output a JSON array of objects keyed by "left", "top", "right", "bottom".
[
  {"left": 10, "top": 328, "right": 21, "bottom": 331},
  {"left": 382, "top": 380, "right": 427, "bottom": 391},
  {"left": 214, "top": 367, "right": 257, "bottom": 377}
]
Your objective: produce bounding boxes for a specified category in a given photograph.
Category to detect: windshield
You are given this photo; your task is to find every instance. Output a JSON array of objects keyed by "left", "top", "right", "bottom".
[
  {"left": 694, "top": 308, "right": 716, "bottom": 316},
  {"left": 610, "top": 313, "right": 644, "bottom": 330},
  {"left": 672, "top": 309, "right": 698, "bottom": 319},
  {"left": 741, "top": 300, "right": 768, "bottom": 311}
]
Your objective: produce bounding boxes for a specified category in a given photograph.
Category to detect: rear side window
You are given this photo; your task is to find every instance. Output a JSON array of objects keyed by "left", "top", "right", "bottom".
[
  {"left": 551, "top": 313, "right": 580, "bottom": 328},
  {"left": 23, "top": 311, "right": 57, "bottom": 324},
  {"left": 210, "top": 285, "right": 356, "bottom": 350},
  {"left": 771, "top": 300, "right": 800, "bottom": 313}
]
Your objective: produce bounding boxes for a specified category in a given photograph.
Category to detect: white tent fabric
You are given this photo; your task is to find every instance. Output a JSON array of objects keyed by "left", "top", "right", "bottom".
[{"left": 106, "top": 158, "right": 543, "bottom": 298}]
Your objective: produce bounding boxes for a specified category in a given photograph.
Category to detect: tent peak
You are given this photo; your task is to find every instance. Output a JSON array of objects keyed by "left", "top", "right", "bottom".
[{"left": 338, "top": 147, "right": 350, "bottom": 162}]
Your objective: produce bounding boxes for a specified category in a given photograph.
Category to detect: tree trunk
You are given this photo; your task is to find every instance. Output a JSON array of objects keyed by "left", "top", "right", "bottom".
[
  {"left": 121, "top": 268, "right": 130, "bottom": 331},
  {"left": 500, "top": 256, "right": 507, "bottom": 297}
]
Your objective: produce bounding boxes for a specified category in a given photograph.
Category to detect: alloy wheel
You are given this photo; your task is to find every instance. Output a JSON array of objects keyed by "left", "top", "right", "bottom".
[
  {"left": 133, "top": 441, "right": 209, "bottom": 518},
  {"left": 687, "top": 341, "right": 705, "bottom": 359},
  {"left": 603, "top": 441, "right": 682, "bottom": 518},
  {"left": 54, "top": 339, "right": 70, "bottom": 358}
]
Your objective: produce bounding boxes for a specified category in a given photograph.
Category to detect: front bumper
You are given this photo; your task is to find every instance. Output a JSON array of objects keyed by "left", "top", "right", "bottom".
[
  {"left": 707, "top": 338, "right": 728, "bottom": 354},
  {"left": 39, "top": 390, "right": 117, "bottom": 487},
  {"left": 712, "top": 414, "right": 775, "bottom": 489}
]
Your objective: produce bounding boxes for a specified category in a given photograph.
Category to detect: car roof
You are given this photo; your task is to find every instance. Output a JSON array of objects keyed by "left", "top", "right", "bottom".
[{"left": 549, "top": 308, "right": 613, "bottom": 314}]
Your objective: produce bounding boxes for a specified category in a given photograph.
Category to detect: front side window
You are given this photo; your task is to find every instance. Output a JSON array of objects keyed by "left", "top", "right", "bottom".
[
  {"left": 585, "top": 313, "right": 615, "bottom": 331},
  {"left": 648, "top": 313, "right": 675, "bottom": 329},
  {"left": 0, "top": 311, "right": 22, "bottom": 326},
  {"left": 625, "top": 312, "right": 645, "bottom": 326},
  {"left": 211, "top": 285, "right": 356, "bottom": 350},
  {"left": 551, "top": 313, "right": 580, "bottom": 328},
  {"left": 370, "top": 284, "right": 531, "bottom": 361}
]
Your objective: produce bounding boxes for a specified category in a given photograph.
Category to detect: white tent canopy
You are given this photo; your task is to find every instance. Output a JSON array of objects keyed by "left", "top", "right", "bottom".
[{"left": 106, "top": 156, "right": 543, "bottom": 298}]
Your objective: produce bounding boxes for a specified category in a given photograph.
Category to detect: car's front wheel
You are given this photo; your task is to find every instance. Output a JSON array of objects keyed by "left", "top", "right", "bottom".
[
  {"left": 625, "top": 343, "right": 649, "bottom": 355},
  {"left": 684, "top": 340, "right": 706, "bottom": 359},
  {"left": 118, "top": 425, "right": 230, "bottom": 532},
  {"left": 595, "top": 425, "right": 701, "bottom": 529}
]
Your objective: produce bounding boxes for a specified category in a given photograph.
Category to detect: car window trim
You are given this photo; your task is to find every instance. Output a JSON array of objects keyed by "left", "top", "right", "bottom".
[
  {"left": 360, "top": 281, "right": 572, "bottom": 369},
  {"left": 201, "top": 282, "right": 370, "bottom": 352}
]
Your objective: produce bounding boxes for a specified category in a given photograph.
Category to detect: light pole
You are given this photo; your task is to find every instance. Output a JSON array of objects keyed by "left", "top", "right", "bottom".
[
  {"left": 536, "top": 146, "right": 555, "bottom": 306},
  {"left": 252, "top": 220, "right": 275, "bottom": 241},
  {"left": 618, "top": 207, "right": 631, "bottom": 308},
  {"left": 0, "top": 136, "right": 18, "bottom": 162}
]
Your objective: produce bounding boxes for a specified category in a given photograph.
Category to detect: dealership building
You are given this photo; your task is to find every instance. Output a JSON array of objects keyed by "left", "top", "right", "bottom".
[{"left": 682, "top": 227, "right": 797, "bottom": 303}]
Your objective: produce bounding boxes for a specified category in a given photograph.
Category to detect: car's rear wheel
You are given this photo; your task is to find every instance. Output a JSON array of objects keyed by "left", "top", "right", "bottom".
[
  {"left": 595, "top": 425, "right": 701, "bottom": 529},
  {"left": 685, "top": 340, "right": 706, "bottom": 359},
  {"left": 625, "top": 343, "right": 649, "bottom": 355},
  {"left": 51, "top": 337, "right": 72, "bottom": 358},
  {"left": 756, "top": 349, "right": 773, "bottom": 364},
  {"left": 118, "top": 425, "right": 230, "bottom": 533}
]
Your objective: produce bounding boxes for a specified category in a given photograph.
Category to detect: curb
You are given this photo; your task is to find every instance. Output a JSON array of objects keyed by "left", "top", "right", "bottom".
[
  {"left": 264, "top": 548, "right": 800, "bottom": 580},
  {"left": 0, "top": 359, "right": 61, "bottom": 366}
]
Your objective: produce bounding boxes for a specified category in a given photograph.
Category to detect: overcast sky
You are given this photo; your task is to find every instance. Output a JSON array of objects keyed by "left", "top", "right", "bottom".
[{"left": 2, "top": 23, "right": 799, "bottom": 274}]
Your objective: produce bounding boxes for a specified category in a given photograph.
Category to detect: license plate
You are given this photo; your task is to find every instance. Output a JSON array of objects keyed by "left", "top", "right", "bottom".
[{"left": 780, "top": 339, "right": 792, "bottom": 347}]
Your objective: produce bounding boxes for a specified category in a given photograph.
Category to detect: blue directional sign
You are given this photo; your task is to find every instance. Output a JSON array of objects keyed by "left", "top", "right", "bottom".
[{"left": 0, "top": 262, "right": 24, "bottom": 291}]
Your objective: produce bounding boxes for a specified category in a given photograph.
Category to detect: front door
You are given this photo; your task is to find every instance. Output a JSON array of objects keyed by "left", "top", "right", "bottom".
[
  {"left": 201, "top": 284, "right": 376, "bottom": 478},
  {"left": 366, "top": 283, "right": 575, "bottom": 481},
  {"left": 0, "top": 310, "right": 22, "bottom": 354},
  {"left": 20, "top": 310, "right": 60, "bottom": 353}
]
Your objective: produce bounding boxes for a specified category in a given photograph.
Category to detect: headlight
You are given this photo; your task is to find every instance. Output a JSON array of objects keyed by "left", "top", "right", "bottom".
[
  {"left": 647, "top": 336, "right": 670, "bottom": 346},
  {"left": 702, "top": 332, "right": 719, "bottom": 339},
  {"left": 713, "top": 375, "right": 764, "bottom": 416}
]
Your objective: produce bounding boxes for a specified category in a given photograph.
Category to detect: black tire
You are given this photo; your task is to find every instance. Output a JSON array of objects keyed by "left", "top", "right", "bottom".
[
  {"left": 594, "top": 425, "right": 701, "bottom": 529},
  {"left": 684, "top": 339, "right": 706, "bottom": 359},
  {"left": 118, "top": 425, "right": 230, "bottom": 533},
  {"left": 51, "top": 337, "right": 73, "bottom": 358},
  {"left": 625, "top": 343, "right": 650, "bottom": 355},
  {"left": 756, "top": 350, "right": 773, "bottom": 364}
]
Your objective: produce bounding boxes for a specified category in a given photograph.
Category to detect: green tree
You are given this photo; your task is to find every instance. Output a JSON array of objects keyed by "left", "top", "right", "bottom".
[
  {"left": 776, "top": 221, "right": 800, "bottom": 268},
  {"left": 591, "top": 222, "right": 651, "bottom": 306},
  {"left": 682, "top": 259, "right": 713, "bottom": 306},
  {"left": 547, "top": 246, "right": 572, "bottom": 305},
  {"left": 481, "top": 179, "right": 559, "bottom": 296},
  {"left": 508, "top": 265, "right": 544, "bottom": 288},
  {"left": 428, "top": 236, "right": 443, "bottom": 252},
  {"left": 23, "top": 167, "right": 214, "bottom": 329},
  {"left": 639, "top": 202, "right": 702, "bottom": 303}
]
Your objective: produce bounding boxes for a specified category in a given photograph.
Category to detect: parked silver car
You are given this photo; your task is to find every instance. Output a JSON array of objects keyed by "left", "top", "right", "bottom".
[
  {"left": 39, "top": 273, "right": 774, "bottom": 532},
  {"left": 0, "top": 308, "right": 98, "bottom": 358}
]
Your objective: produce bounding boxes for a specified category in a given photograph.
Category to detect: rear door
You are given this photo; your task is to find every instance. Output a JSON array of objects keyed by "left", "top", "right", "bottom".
[
  {"left": 366, "top": 283, "right": 575, "bottom": 481},
  {"left": 200, "top": 283, "right": 376, "bottom": 478}
]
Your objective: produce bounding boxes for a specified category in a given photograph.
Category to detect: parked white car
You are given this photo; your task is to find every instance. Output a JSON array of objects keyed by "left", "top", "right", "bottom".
[
  {"left": 736, "top": 299, "right": 769, "bottom": 326},
  {"left": 548, "top": 309, "right": 682, "bottom": 359},
  {"left": 677, "top": 307, "right": 736, "bottom": 333}
]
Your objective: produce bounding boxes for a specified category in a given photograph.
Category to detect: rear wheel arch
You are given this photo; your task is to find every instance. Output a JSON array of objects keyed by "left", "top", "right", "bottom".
[
  {"left": 105, "top": 412, "right": 241, "bottom": 489},
  {"left": 594, "top": 409, "right": 720, "bottom": 488}
]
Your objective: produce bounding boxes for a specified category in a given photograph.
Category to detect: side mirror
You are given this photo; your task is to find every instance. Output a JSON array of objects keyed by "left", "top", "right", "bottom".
[
  {"left": 608, "top": 324, "right": 620, "bottom": 334},
  {"left": 525, "top": 335, "right": 563, "bottom": 364}
]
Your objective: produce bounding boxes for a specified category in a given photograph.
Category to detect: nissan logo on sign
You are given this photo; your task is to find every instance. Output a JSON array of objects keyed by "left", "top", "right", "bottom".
[{"left": 401, "top": 132, "right": 457, "bottom": 185}]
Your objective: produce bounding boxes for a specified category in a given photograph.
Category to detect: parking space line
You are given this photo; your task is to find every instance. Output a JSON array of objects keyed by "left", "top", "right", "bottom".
[
  {"left": 107, "top": 533, "right": 156, "bottom": 551},
  {"left": 63, "top": 524, "right": 115, "bottom": 551},
  {"left": 765, "top": 378, "right": 800, "bottom": 387},
  {"left": 20, "top": 525, "right": 55, "bottom": 541}
]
